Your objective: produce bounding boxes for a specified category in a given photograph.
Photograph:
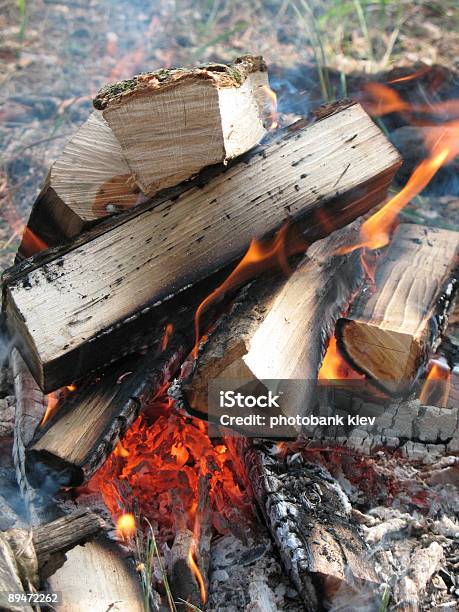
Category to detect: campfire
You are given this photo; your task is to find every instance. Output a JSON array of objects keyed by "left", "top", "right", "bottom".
[{"left": 0, "top": 14, "right": 458, "bottom": 611}]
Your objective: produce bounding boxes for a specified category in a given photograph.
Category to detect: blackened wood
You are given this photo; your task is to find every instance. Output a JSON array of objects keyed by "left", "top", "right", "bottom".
[
  {"left": 3, "top": 102, "right": 401, "bottom": 392},
  {"left": 26, "top": 336, "right": 187, "bottom": 488},
  {"left": 237, "top": 439, "right": 380, "bottom": 610},
  {"left": 336, "top": 224, "right": 458, "bottom": 395}
]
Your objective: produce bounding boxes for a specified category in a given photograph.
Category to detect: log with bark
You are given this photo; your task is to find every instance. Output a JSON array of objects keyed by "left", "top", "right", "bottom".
[
  {"left": 23, "top": 266, "right": 232, "bottom": 488},
  {"left": 93, "top": 55, "right": 269, "bottom": 196},
  {"left": 18, "top": 112, "right": 142, "bottom": 254},
  {"left": 26, "top": 338, "right": 188, "bottom": 488},
  {"left": 11, "top": 348, "right": 49, "bottom": 524},
  {"left": 3, "top": 100, "right": 401, "bottom": 392},
  {"left": 234, "top": 439, "right": 380, "bottom": 611},
  {"left": 175, "top": 222, "right": 364, "bottom": 432},
  {"left": 336, "top": 224, "right": 458, "bottom": 395}
]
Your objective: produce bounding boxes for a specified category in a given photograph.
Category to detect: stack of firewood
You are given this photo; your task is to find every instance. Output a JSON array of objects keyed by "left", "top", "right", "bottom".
[{"left": 2, "top": 54, "right": 458, "bottom": 609}]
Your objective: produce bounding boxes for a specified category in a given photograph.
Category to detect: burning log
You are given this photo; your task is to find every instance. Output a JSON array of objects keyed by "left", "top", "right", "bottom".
[
  {"left": 93, "top": 56, "right": 269, "bottom": 196},
  {"left": 178, "top": 222, "right": 364, "bottom": 430},
  {"left": 18, "top": 112, "right": 141, "bottom": 255},
  {"left": 0, "top": 508, "right": 103, "bottom": 611},
  {"left": 26, "top": 339, "right": 188, "bottom": 488},
  {"left": 47, "top": 536, "right": 145, "bottom": 612},
  {"left": 336, "top": 224, "right": 458, "bottom": 395},
  {"left": 237, "top": 440, "right": 380, "bottom": 610},
  {"left": 3, "top": 100, "right": 401, "bottom": 392}
]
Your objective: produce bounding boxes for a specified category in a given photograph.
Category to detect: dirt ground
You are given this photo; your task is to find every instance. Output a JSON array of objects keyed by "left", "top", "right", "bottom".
[{"left": 1, "top": 0, "right": 459, "bottom": 270}]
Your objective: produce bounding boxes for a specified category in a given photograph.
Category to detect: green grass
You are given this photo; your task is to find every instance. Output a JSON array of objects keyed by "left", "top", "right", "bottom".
[
  {"left": 17, "top": 0, "right": 27, "bottom": 41},
  {"left": 291, "top": 0, "right": 405, "bottom": 100}
]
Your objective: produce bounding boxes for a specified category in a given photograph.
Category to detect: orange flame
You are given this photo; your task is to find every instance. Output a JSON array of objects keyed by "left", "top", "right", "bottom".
[
  {"left": 161, "top": 323, "right": 174, "bottom": 352},
  {"left": 419, "top": 358, "right": 451, "bottom": 408},
  {"left": 40, "top": 391, "right": 60, "bottom": 426},
  {"left": 193, "top": 221, "right": 307, "bottom": 356},
  {"left": 340, "top": 115, "right": 459, "bottom": 256},
  {"left": 188, "top": 542, "right": 207, "bottom": 604},
  {"left": 1, "top": 173, "right": 48, "bottom": 257},
  {"left": 116, "top": 513, "right": 136, "bottom": 540},
  {"left": 261, "top": 85, "right": 279, "bottom": 130},
  {"left": 318, "top": 336, "right": 364, "bottom": 381},
  {"left": 387, "top": 66, "right": 432, "bottom": 84},
  {"left": 115, "top": 440, "right": 129, "bottom": 458},
  {"left": 363, "top": 82, "right": 459, "bottom": 118}
]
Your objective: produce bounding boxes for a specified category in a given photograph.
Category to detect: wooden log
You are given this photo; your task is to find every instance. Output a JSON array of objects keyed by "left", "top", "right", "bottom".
[
  {"left": 26, "top": 338, "right": 188, "bottom": 488},
  {"left": 11, "top": 348, "right": 49, "bottom": 524},
  {"left": 176, "top": 222, "right": 364, "bottom": 432},
  {"left": 0, "top": 509, "right": 103, "bottom": 611},
  {"left": 18, "top": 112, "right": 142, "bottom": 254},
  {"left": 236, "top": 439, "right": 380, "bottom": 610},
  {"left": 336, "top": 224, "right": 459, "bottom": 395},
  {"left": 47, "top": 536, "right": 145, "bottom": 612},
  {"left": 31, "top": 508, "right": 104, "bottom": 579},
  {"left": 3, "top": 101, "right": 401, "bottom": 393},
  {"left": 93, "top": 56, "right": 269, "bottom": 196},
  {"left": 0, "top": 532, "right": 32, "bottom": 612}
]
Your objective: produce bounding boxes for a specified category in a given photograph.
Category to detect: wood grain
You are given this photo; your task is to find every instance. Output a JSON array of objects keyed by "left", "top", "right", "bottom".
[
  {"left": 96, "top": 56, "right": 268, "bottom": 195},
  {"left": 18, "top": 112, "right": 141, "bottom": 254},
  {"left": 4, "top": 102, "right": 401, "bottom": 392},
  {"left": 336, "top": 224, "right": 458, "bottom": 395}
]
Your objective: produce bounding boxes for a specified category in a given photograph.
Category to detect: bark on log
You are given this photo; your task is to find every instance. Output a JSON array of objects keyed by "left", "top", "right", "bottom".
[
  {"left": 3, "top": 101, "right": 401, "bottom": 392},
  {"left": 176, "top": 223, "right": 364, "bottom": 433},
  {"left": 236, "top": 439, "right": 380, "bottom": 611},
  {"left": 11, "top": 348, "right": 49, "bottom": 524},
  {"left": 47, "top": 535, "right": 145, "bottom": 611},
  {"left": 26, "top": 337, "right": 188, "bottom": 488},
  {"left": 93, "top": 55, "right": 269, "bottom": 196},
  {"left": 17, "top": 112, "right": 141, "bottom": 256},
  {"left": 31, "top": 508, "right": 104, "bottom": 579},
  {"left": 336, "top": 224, "right": 458, "bottom": 395},
  {"left": 0, "top": 509, "right": 103, "bottom": 611}
]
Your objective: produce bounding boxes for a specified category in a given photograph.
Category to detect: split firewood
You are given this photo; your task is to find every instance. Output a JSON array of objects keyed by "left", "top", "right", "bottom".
[
  {"left": 3, "top": 100, "right": 401, "bottom": 392},
  {"left": 236, "top": 439, "right": 380, "bottom": 611},
  {"left": 18, "top": 112, "right": 142, "bottom": 256},
  {"left": 93, "top": 56, "right": 269, "bottom": 196},
  {"left": 336, "top": 224, "right": 458, "bottom": 395},
  {"left": 47, "top": 536, "right": 145, "bottom": 612},
  {"left": 177, "top": 222, "right": 364, "bottom": 432},
  {"left": 0, "top": 508, "right": 103, "bottom": 612},
  {"left": 11, "top": 348, "right": 49, "bottom": 524},
  {"left": 26, "top": 338, "right": 188, "bottom": 487},
  {"left": 0, "top": 532, "right": 32, "bottom": 612}
]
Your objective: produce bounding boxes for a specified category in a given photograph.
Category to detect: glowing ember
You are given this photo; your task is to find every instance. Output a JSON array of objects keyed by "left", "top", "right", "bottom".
[
  {"left": 193, "top": 221, "right": 308, "bottom": 356},
  {"left": 116, "top": 512, "right": 136, "bottom": 540},
  {"left": 387, "top": 66, "right": 432, "bottom": 84},
  {"left": 86, "top": 386, "right": 252, "bottom": 548},
  {"left": 419, "top": 358, "right": 451, "bottom": 408},
  {"left": 261, "top": 84, "right": 279, "bottom": 130}
]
